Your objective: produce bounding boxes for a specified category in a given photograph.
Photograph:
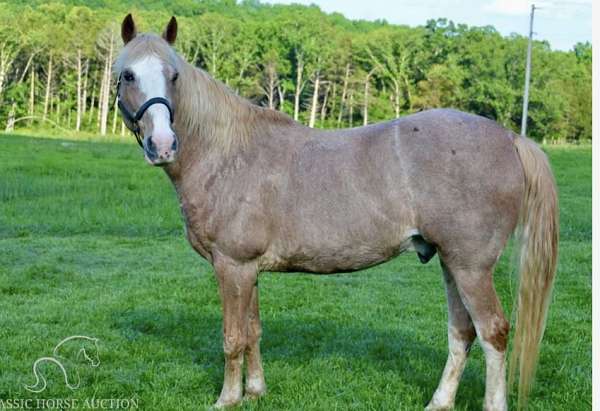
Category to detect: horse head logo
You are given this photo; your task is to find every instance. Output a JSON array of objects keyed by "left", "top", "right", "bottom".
[{"left": 24, "top": 335, "right": 100, "bottom": 393}]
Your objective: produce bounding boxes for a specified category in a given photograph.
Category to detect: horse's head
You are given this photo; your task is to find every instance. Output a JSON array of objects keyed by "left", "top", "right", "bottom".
[{"left": 115, "top": 14, "right": 180, "bottom": 166}]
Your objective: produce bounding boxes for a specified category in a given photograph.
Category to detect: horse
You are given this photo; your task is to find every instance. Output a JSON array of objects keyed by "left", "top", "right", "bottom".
[{"left": 114, "top": 15, "right": 558, "bottom": 410}]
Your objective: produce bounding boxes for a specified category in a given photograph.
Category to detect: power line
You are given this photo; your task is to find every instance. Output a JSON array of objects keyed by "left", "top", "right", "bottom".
[{"left": 537, "top": 0, "right": 590, "bottom": 7}]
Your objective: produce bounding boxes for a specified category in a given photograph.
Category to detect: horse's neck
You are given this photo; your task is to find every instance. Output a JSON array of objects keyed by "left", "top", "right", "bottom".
[
  {"left": 166, "top": 63, "right": 301, "bottom": 186},
  {"left": 176, "top": 64, "right": 256, "bottom": 145}
]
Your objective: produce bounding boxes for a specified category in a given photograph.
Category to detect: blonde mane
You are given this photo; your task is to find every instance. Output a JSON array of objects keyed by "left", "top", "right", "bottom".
[{"left": 114, "top": 34, "right": 294, "bottom": 154}]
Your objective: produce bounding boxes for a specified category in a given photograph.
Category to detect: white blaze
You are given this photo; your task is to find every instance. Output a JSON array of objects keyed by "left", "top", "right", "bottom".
[{"left": 130, "top": 55, "right": 172, "bottom": 138}]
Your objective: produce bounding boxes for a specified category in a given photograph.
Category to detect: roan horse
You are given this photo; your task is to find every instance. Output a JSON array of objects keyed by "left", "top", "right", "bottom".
[{"left": 114, "top": 15, "right": 558, "bottom": 410}]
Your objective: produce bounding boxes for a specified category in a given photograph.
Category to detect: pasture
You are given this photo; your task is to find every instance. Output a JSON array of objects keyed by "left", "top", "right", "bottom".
[{"left": 0, "top": 134, "right": 591, "bottom": 410}]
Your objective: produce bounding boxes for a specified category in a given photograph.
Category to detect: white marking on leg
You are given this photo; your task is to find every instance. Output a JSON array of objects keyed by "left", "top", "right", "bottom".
[
  {"left": 426, "top": 327, "right": 470, "bottom": 410},
  {"left": 481, "top": 340, "right": 507, "bottom": 411}
]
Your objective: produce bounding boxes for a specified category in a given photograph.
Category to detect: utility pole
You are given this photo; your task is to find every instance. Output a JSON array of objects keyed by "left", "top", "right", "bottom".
[{"left": 521, "top": 4, "right": 536, "bottom": 136}]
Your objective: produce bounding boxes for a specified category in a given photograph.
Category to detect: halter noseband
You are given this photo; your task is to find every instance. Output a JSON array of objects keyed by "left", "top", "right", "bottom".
[{"left": 116, "top": 75, "right": 175, "bottom": 148}]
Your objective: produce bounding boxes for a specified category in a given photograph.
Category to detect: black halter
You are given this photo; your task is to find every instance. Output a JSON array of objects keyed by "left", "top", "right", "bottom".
[{"left": 116, "top": 75, "right": 175, "bottom": 148}]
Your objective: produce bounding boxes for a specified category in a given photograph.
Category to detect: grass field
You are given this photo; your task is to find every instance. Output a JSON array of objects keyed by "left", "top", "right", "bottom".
[{"left": 0, "top": 134, "right": 591, "bottom": 410}]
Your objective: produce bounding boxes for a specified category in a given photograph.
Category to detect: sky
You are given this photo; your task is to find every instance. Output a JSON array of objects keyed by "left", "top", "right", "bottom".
[{"left": 261, "top": 0, "right": 592, "bottom": 51}]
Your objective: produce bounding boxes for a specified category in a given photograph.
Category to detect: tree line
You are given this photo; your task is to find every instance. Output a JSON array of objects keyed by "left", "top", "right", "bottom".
[{"left": 0, "top": 0, "right": 592, "bottom": 142}]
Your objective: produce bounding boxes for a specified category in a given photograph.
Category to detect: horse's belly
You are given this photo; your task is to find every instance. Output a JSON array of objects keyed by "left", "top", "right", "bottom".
[{"left": 261, "top": 229, "right": 416, "bottom": 273}]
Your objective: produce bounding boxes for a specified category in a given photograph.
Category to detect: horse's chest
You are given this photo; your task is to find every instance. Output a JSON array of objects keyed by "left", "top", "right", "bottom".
[{"left": 179, "top": 200, "right": 218, "bottom": 262}]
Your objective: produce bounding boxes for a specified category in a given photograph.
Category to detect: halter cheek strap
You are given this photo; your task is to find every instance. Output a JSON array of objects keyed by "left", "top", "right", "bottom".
[{"left": 116, "top": 75, "right": 175, "bottom": 148}]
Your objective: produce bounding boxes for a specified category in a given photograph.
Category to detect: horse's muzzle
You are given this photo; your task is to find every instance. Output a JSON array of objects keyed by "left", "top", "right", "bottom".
[{"left": 144, "top": 135, "right": 178, "bottom": 166}]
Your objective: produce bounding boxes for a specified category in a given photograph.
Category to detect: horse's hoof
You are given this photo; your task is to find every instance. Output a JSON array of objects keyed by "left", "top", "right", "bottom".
[
  {"left": 425, "top": 403, "right": 453, "bottom": 411},
  {"left": 212, "top": 401, "right": 238, "bottom": 409},
  {"left": 213, "top": 396, "right": 242, "bottom": 409},
  {"left": 244, "top": 389, "right": 267, "bottom": 401},
  {"left": 244, "top": 379, "right": 267, "bottom": 399}
]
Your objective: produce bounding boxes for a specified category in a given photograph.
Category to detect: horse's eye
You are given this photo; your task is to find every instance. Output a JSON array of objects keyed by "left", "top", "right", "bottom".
[
  {"left": 172, "top": 72, "right": 179, "bottom": 83},
  {"left": 123, "top": 71, "right": 135, "bottom": 82}
]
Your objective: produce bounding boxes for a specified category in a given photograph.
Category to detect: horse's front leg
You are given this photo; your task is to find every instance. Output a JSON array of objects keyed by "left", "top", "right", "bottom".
[
  {"left": 244, "top": 282, "right": 267, "bottom": 398},
  {"left": 213, "top": 257, "right": 257, "bottom": 408}
]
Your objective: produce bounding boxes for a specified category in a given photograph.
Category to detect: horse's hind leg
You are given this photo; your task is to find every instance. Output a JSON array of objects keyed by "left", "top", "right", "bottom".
[
  {"left": 426, "top": 262, "right": 476, "bottom": 410},
  {"left": 441, "top": 260, "right": 509, "bottom": 411}
]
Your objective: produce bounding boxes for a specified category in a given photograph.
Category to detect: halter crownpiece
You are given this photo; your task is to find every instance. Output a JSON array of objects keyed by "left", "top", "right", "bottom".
[{"left": 116, "top": 75, "right": 175, "bottom": 148}]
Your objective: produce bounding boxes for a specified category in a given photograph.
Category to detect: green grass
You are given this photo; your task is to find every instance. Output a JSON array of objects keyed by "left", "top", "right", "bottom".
[{"left": 0, "top": 134, "right": 591, "bottom": 410}]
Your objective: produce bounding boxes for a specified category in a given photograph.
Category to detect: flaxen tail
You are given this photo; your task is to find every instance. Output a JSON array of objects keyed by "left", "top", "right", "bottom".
[{"left": 510, "top": 136, "right": 559, "bottom": 409}]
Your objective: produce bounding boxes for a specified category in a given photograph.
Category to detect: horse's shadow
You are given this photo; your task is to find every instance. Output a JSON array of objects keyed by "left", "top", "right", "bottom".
[{"left": 112, "top": 306, "right": 485, "bottom": 408}]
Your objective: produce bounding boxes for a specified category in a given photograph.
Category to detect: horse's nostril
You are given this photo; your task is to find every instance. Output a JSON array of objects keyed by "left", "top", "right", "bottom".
[
  {"left": 147, "top": 136, "right": 155, "bottom": 151},
  {"left": 145, "top": 136, "right": 158, "bottom": 160}
]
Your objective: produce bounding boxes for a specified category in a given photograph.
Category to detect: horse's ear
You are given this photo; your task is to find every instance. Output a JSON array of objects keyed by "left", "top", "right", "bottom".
[
  {"left": 163, "top": 16, "right": 177, "bottom": 45},
  {"left": 121, "top": 14, "right": 137, "bottom": 45}
]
